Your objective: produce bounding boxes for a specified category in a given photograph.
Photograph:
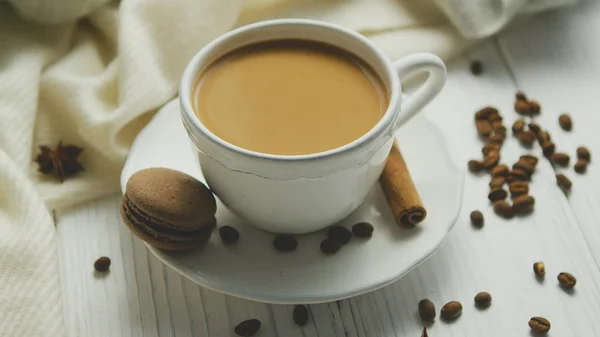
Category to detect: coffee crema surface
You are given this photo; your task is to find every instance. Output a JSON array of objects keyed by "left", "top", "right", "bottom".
[{"left": 193, "top": 39, "right": 389, "bottom": 155}]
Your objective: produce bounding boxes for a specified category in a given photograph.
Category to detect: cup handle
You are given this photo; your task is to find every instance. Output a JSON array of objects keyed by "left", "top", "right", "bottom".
[{"left": 392, "top": 53, "right": 447, "bottom": 129}]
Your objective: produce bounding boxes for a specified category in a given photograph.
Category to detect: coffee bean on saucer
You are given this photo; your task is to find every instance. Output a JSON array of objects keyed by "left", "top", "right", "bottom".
[
  {"left": 559, "top": 113, "right": 572, "bottom": 131},
  {"left": 320, "top": 238, "right": 341, "bottom": 255},
  {"left": 470, "top": 211, "right": 484, "bottom": 228},
  {"left": 219, "top": 226, "right": 239, "bottom": 244},
  {"left": 352, "top": 222, "right": 374, "bottom": 238},
  {"left": 328, "top": 226, "right": 352, "bottom": 244},
  {"left": 529, "top": 317, "right": 550, "bottom": 334},
  {"left": 273, "top": 235, "right": 297, "bottom": 252},
  {"left": 440, "top": 301, "right": 462, "bottom": 321},
  {"left": 235, "top": 319, "right": 261, "bottom": 336},
  {"left": 418, "top": 299, "right": 436, "bottom": 321},
  {"left": 293, "top": 305, "right": 309, "bottom": 326},
  {"left": 94, "top": 256, "right": 111, "bottom": 272}
]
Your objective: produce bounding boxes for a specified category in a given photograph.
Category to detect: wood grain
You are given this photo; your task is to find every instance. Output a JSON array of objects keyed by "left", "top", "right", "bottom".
[{"left": 56, "top": 2, "right": 600, "bottom": 335}]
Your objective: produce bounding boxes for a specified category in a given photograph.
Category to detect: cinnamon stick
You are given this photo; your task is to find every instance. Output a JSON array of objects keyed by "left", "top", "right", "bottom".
[{"left": 379, "top": 141, "right": 426, "bottom": 228}]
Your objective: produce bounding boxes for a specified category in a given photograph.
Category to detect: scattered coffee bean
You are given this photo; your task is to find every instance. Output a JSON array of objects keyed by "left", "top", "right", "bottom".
[
  {"left": 542, "top": 141, "right": 556, "bottom": 157},
  {"left": 470, "top": 211, "right": 484, "bottom": 228},
  {"left": 514, "top": 100, "right": 531, "bottom": 115},
  {"left": 483, "top": 151, "right": 500, "bottom": 169},
  {"left": 293, "top": 305, "right": 309, "bottom": 326},
  {"left": 520, "top": 155, "right": 539, "bottom": 167},
  {"left": 491, "top": 165, "right": 509, "bottom": 177},
  {"left": 476, "top": 120, "right": 493, "bottom": 137},
  {"left": 352, "top": 222, "right": 374, "bottom": 238},
  {"left": 577, "top": 146, "right": 591, "bottom": 162},
  {"left": 537, "top": 131, "right": 551, "bottom": 145},
  {"left": 219, "top": 226, "right": 240, "bottom": 244},
  {"left": 488, "top": 188, "right": 508, "bottom": 202},
  {"left": 557, "top": 272, "right": 576, "bottom": 289},
  {"left": 513, "top": 161, "right": 534, "bottom": 176},
  {"left": 556, "top": 174, "right": 572, "bottom": 191},
  {"left": 575, "top": 159, "right": 588, "bottom": 174},
  {"left": 273, "top": 235, "right": 298, "bottom": 252},
  {"left": 512, "top": 195, "right": 535, "bottom": 214},
  {"left": 488, "top": 134, "right": 505, "bottom": 144},
  {"left": 509, "top": 169, "right": 529, "bottom": 181},
  {"left": 516, "top": 91, "right": 527, "bottom": 101},
  {"left": 516, "top": 130, "right": 536, "bottom": 146},
  {"left": 512, "top": 120, "right": 525, "bottom": 134},
  {"left": 328, "top": 226, "right": 352, "bottom": 245},
  {"left": 529, "top": 101, "right": 541, "bottom": 114},
  {"left": 474, "top": 292, "right": 492, "bottom": 308},
  {"left": 488, "top": 111, "right": 502, "bottom": 122},
  {"left": 533, "top": 261, "right": 545, "bottom": 278},
  {"left": 482, "top": 143, "right": 500, "bottom": 155},
  {"left": 529, "top": 317, "right": 550, "bottom": 334},
  {"left": 491, "top": 120, "right": 506, "bottom": 133},
  {"left": 470, "top": 60, "right": 483, "bottom": 75},
  {"left": 493, "top": 200, "right": 514, "bottom": 218},
  {"left": 528, "top": 122, "right": 541, "bottom": 135},
  {"left": 475, "top": 107, "right": 498, "bottom": 120},
  {"left": 320, "top": 238, "right": 341, "bottom": 255},
  {"left": 421, "top": 327, "right": 428, "bottom": 337},
  {"left": 489, "top": 176, "right": 506, "bottom": 189},
  {"left": 509, "top": 181, "right": 529, "bottom": 197},
  {"left": 558, "top": 113, "right": 572, "bottom": 131},
  {"left": 94, "top": 256, "right": 111, "bottom": 272},
  {"left": 440, "top": 301, "right": 462, "bottom": 321},
  {"left": 418, "top": 299, "right": 436, "bottom": 322},
  {"left": 550, "top": 152, "right": 570, "bottom": 167},
  {"left": 235, "top": 319, "right": 261, "bottom": 337},
  {"left": 468, "top": 160, "right": 484, "bottom": 173}
]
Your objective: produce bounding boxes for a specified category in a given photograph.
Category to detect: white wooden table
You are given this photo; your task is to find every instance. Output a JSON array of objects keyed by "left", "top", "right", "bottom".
[{"left": 55, "top": 1, "right": 600, "bottom": 336}]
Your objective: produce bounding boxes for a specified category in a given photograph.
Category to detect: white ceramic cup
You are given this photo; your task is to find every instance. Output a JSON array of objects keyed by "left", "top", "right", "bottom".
[{"left": 180, "top": 19, "right": 446, "bottom": 234}]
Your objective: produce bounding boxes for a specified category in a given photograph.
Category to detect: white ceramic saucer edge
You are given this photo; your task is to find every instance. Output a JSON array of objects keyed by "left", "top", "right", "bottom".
[{"left": 121, "top": 100, "right": 464, "bottom": 304}]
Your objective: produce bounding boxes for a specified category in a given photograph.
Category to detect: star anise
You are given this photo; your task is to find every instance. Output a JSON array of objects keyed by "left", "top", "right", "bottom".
[{"left": 35, "top": 142, "right": 84, "bottom": 182}]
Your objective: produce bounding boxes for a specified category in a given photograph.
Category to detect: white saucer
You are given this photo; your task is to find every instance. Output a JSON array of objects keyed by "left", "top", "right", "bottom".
[{"left": 121, "top": 100, "right": 464, "bottom": 304}]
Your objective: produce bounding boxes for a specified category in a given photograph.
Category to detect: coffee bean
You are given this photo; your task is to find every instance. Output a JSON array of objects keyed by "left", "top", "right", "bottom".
[
  {"left": 550, "top": 152, "right": 570, "bottom": 167},
  {"left": 575, "top": 159, "right": 588, "bottom": 174},
  {"left": 577, "top": 147, "right": 591, "bottom": 162},
  {"left": 219, "top": 226, "right": 239, "bottom": 244},
  {"left": 542, "top": 142, "right": 556, "bottom": 157},
  {"left": 352, "top": 222, "right": 374, "bottom": 238},
  {"left": 513, "top": 161, "right": 534, "bottom": 176},
  {"left": 516, "top": 130, "right": 536, "bottom": 146},
  {"left": 320, "top": 238, "right": 341, "bottom": 255},
  {"left": 491, "top": 120, "right": 505, "bottom": 132},
  {"left": 514, "top": 100, "right": 531, "bottom": 115},
  {"left": 512, "top": 120, "right": 525, "bottom": 134},
  {"left": 529, "top": 317, "right": 550, "bottom": 334},
  {"left": 468, "top": 160, "right": 484, "bottom": 173},
  {"left": 235, "top": 319, "right": 261, "bottom": 336},
  {"left": 556, "top": 174, "right": 572, "bottom": 191},
  {"left": 476, "top": 120, "right": 493, "bottom": 137},
  {"left": 293, "top": 305, "right": 309, "bottom": 326},
  {"left": 513, "top": 195, "right": 535, "bottom": 214},
  {"left": 488, "top": 188, "right": 508, "bottom": 202},
  {"left": 559, "top": 113, "right": 572, "bottom": 131},
  {"left": 488, "top": 134, "right": 505, "bottom": 144},
  {"left": 421, "top": 327, "right": 428, "bottom": 337},
  {"left": 470, "top": 60, "right": 483, "bottom": 75},
  {"left": 509, "top": 181, "right": 529, "bottom": 197},
  {"left": 493, "top": 200, "right": 514, "bottom": 218},
  {"left": 489, "top": 176, "right": 506, "bottom": 189},
  {"left": 328, "top": 226, "right": 352, "bottom": 245},
  {"left": 537, "top": 131, "right": 551, "bottom": 145},
  {"left": 528, "top": 122, "right": 541, "bottom": 135},
  {"left": 529, "top": 101, "right": 541, "bottom": 114},
  {"left": 491, "top": 165, "right": 508, "bottom": 177},
  {"left": 470, "top": 211, "right": 484, "bottom": 228},
  {"left": 533, "top": 262, "right": 545, "bottom": 277},
  {"left": 482, "top": 143, "right": 500, "bottom": 155},
  {"left": 94, "top": 256, "right": 111, "bottom": 272},
  {"left": 557, "top": 272, "right": 576, "bottom": 289},
  {"left": 516, "top": 91, "right": 527, "bottom": 101},
  {"left": 488, "top": 111, "right": 502, "bottom": 122},
  {"left": 474, "top": 292, "right": 492, "bottom": 308},
  {"left": 520, "top": 155, "right": 539, "bottom": 167},
  {"left": 273, "top": 235, "right": 297, "bottom": 252},
  {"left": 440, "top": 301, "right": 462, "bottom": 321},
  {"left": 418, "top": 299, "right": 436, "bottom": 321},
  {"left": 475, "top": 107, "right": 498, "bottom": 121},
  {"left": 509, "top": 169, "right": 529, "bottom": 181},
  {"left": 483, "top": 151, "right": 500, "bottom": 169}
]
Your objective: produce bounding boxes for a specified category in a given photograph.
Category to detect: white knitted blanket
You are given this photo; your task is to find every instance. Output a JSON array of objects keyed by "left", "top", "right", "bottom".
[{"left": 0, "top": 0, "right": 575, "bottom": 335}]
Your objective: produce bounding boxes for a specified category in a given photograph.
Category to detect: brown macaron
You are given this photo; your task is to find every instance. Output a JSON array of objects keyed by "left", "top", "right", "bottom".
[{"left": 120, "top": 168, "right": 217, "bottom": 251}]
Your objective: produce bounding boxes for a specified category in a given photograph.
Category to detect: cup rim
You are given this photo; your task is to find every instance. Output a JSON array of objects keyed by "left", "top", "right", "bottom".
[{"left": 179, "top": 19, "right": 401, "bottom": 163}]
